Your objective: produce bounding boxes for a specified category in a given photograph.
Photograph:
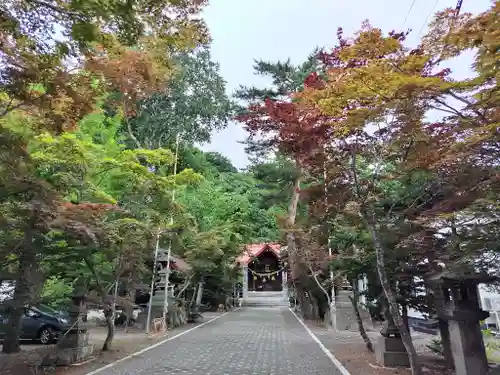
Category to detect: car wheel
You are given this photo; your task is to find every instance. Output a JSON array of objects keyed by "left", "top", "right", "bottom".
[{"left": 38, "top": 327, "right": 55, "bottom": 345}]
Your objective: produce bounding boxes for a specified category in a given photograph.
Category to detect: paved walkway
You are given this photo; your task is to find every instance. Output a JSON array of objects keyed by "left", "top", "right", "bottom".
[{"left": 97, "top": 307, "right": 344, "bottom": 375}]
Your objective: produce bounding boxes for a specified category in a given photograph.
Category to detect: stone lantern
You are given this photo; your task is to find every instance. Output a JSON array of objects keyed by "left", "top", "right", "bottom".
[
  {"left": 376, "top": 299, "right": 410, "bottom": 367},
  {"left": 426, "top": 266, "right": 496, "bottom": 375},
  {"left": 55, "top": 282, "right": 94, "bottom": 365}
]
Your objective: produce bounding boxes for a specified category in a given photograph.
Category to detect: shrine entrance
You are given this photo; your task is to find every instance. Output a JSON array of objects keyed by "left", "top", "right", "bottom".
[
  {"left": 247, "top": 248, "right": 282, "bottom": 292},
  {"left": 237, "top": 243, "right": 285, "bottom": 300}
]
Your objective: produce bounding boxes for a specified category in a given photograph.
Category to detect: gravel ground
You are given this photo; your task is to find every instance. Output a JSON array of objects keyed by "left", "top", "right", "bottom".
[{"left": 304, "top": 319, "right": 454, "bottom": 375}]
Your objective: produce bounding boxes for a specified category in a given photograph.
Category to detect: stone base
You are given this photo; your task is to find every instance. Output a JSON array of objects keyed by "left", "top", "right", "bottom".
[
  {"left": 42, "top": 331, "right": 95, "bottom": 367},
  {"left": 449, "top": 319, "right": 489, "bottom": 375},
  {"left": 42, "top": 344, "right": 95, "bottom": 367},
  {"left": 57, "top": 330, "right": 89, "bottom": 348},
  {"left": 375, "top": 335, "right": 410, "bottom": 367},
  {"left": 54, "top": 344, "right": 95, "bottom": 366}
]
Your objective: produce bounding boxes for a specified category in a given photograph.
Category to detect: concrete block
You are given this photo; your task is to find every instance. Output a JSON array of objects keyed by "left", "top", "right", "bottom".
[
  {"left": 55, "top": 344, "right": 95, "bottom": 366},
  {"left": 41, "top": 343, "right": 95, "bottom": 367}
]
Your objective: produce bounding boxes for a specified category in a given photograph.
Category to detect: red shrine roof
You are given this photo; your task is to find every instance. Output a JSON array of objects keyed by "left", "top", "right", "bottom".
[{"left": 236, "top": 243, "right": 281, "bottom": 265}]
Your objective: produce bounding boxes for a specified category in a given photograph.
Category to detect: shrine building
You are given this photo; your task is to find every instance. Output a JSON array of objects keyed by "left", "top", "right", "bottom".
[{"left": 236, "top": 243, "right": 287, "bottom": 303}]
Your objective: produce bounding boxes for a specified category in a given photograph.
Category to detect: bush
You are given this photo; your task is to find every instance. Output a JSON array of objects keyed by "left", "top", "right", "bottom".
[{"left": 427, "top": 338, "right": 444, "bottom": 357}]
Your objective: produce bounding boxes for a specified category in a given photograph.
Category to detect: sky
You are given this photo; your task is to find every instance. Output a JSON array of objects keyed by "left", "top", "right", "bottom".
[{"left": 201, "top": 0, "right": 492, "bottom": 170}]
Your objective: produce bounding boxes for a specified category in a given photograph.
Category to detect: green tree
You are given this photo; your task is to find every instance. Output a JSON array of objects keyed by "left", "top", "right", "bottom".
[
  {"left": 127, "top": 47, "right": 235, "bottom": 148},
  {"left": 0, "top": 103, "right": 203, "bottom": 352},
  {"left": 235, "top": 54, "right": 324, "bottom": 314}
]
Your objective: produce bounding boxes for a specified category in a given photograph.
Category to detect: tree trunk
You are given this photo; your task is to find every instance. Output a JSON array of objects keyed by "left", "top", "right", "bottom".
[
  {"left": 102, "top": 309, "right": 115, "bottom": 351},
  {"left": 303, "top": 291, "right": 315, "bottom": 320},
  {"left": 125, "top": 106, "right": 142, "bottom": 148},
  {"left": 189, "top": 285, "right": 197, "bottom": 306},
  {"left": 195, "top": 281, "right": 204, "bottom": 307},
  {"left": 2, "top": 247, "right": 38, "bottom": 353},
  {"left": 402, "top": 304, "right": 411, "bottom": 337},
  {"left": 176, "top": 274, "right": 194, "bottom": 298},
  {"left": 364, "top": 212, "right": 422, "bottom": 375},
  {"left": 296, "top": 287, "right": 308, "bottom": 318},
  {"left": 124, "top": 272, "right": 136, "bottom": 331},
  {"left": 83, "top": 256, "right": 116, "bottom": 351},
  {"left": 323, "top": 307, "right": 331, "bottom": 328},
  {"left": 310, "top": 294, "right": 320, "bottom": 321},
  {"left": 2, "top": 306, "right": 24, "bottom": 354},
  {"left": 286, "top": 172, "right": 302, "bottom": 282},
  {"left": 225, "top": 295, "right": 232, "bottom": 311},
  {"left": 349, "top": 279, "right": 374, "bottom": 352},
  {"left": 310, "top": 265, "right": 335, "bottom": 329},
  {"left": 302, "top": 300, "right": 312, "bottom": 320}
]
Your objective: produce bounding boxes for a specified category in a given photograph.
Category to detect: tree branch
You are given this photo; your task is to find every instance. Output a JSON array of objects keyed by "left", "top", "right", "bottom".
[
  {"left": 350, "top": 149, "right": 363, "bottom": 202},
  {"left": 1, "top": 92, "right": 49, "bottom": 118},
  {"left": 124, "top": 103, "right": 142, "bottom": 148},
  {"left": 308, "top": 263, "right": 331, "bottom": 306},
  {"left": 31, "top": 0, "right": 82, "bottom": 18},
  {"left": 175, "top": 273, "right": 194, "bottom": 297},
  {"left": 445, "top": 90, "right": 487, "bottom": 121},
  {"left": 83, "top": 256, "right": 106, "bottom": 297},
  {"left": 432, "top": 97, "right": 472, "bottom": 121}
]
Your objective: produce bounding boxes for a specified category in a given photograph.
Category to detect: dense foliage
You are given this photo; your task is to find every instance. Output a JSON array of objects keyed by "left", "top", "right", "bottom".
[
  {"left": 237, "top": 3, "right": 498, "bottom": 375},
  {"left": 0, "top": 2, "right": 498, "bottom": 374},
  {"left": 0, "top": 0, "right": 281, "bottom": 354}
]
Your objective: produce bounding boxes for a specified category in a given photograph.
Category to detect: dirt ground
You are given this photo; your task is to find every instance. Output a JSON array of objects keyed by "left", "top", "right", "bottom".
[
  {"left": 0, "top": 312, "right": 223, "bottom": 375},
  {"left": 304, "top": 320, "right": 455, "bottom": 375}
]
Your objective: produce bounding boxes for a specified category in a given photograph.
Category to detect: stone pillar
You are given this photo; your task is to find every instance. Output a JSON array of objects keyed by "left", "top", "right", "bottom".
[
  {"left": 433, "top": 285, "right": 454, "bottom": 366},
  {"left": 448, "top": 318, "right": 488, "bottom": 375},
  {"left": 426, "top": 271, "right": 494, "bottom": 375},
  {"left": 443, "top": 283, "right": 489, "bottom": 375},
  {"left": 242, "top": 264, "right": 248, "bottom": 301},
  {"left": 42, "top": 293, "right": 94, "bottom": 367}
]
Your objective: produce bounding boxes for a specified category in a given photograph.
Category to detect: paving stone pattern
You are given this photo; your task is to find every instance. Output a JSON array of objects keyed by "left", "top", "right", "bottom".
[{"left": 101, "top": 307, "right": 344, "bottom": 375}]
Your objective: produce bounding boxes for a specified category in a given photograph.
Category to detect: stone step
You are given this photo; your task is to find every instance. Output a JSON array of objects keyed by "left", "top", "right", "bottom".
[
  {"left": 244, "top": 300, "right": 289, "bottom": 307},
  {"left": 243, "top": 291, "right": 288, "bottom": 307},
  {"left": 247, "top": 291, "right": 284, "bottom": 298},
  {"left": 244, "top": 296, "right": 287, "bottom": 301}
]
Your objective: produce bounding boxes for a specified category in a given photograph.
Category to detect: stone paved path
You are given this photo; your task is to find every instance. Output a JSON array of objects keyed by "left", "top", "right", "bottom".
[{"left": 97, "top": 307, "right": 344, "bottom": 375}]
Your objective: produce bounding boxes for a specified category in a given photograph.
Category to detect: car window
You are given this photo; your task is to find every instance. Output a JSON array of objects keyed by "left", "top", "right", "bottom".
[
  {"left": 37, "top": 304, "right": 58, "bottom": 315},
  {"left": 25, "top": 309, "right": 39, "bottom": 318},
  {"left": 0, "top": 313, "right": 7, "bottom": 323}
]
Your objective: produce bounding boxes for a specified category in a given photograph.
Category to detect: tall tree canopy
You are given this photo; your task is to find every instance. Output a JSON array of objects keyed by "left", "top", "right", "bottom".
[
  {"left": 0, "top": 0, "right": 212, "bottom": 354},
  {"left": 127, "top": 47, "right": 235, "bottom": 148},
  {"left": 235, "top": 4, "right": 499, "bottom": 375}
]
